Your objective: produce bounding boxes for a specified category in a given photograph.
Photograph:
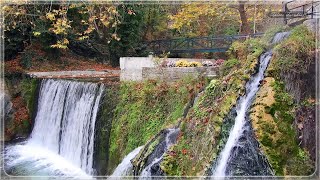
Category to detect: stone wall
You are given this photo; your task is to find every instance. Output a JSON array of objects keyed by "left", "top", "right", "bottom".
[
  {"left": 142, "top": 67, "right": 218, "bottom": 81},
  {"left": 120, "top": 56, "right": 216, "bottom": 81}
]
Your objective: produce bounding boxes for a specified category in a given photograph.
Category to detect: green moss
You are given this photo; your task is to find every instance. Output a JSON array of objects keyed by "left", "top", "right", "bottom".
[
  {"left": 108, "top": 77, "right": 202, "bottom": 172},
  {"left": 271, "top": 25, "right": 315, "bottom": 78},
  {"left": 20, "top": 78, "right": 38, "bottom": 116},
  {"left": 265, "top": 80, "right": 313, "bottom": 175},
  {"left": 221, "top": 58, "right": 239, "bottom": 75},
  {"left": 95, "top": 84, "right": 120, "bottom": 175},
  {"left": 251, "top": 78, "right": 314, "bottom": 176},
  {"left": 161, "top": 36, "right": 266, "bottom": 176}
]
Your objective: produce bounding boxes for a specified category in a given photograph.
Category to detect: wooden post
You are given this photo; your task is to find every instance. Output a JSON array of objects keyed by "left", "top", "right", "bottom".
[
  {"left": 283, "top": 1, "right": 288, "bottom": 24},
  {"left": 312, "top": 1, "right": 314, "bottom": 19},
  {"left": 253, "top": 2, "right": 257, "bottom": 34}
]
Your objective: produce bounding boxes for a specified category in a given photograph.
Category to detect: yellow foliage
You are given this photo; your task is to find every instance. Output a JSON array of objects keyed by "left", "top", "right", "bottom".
[
  {"left": 175, "top": 60, "right": 190, "bottom": 67},
  {"left": 78, "top": 36, "right": 89, "bottom": 41},
  {"left": 50, "top": 38, "right": 69, "bottom": 49},
  {"left": 175, "top": 60, "right": 202, "bottom": 67},
  {"left": 50, "top": 18, "right": 71, "bottom": 35},
  {"left": 46, "top": 12, "right": 55, "bottom": 21},
  {"left": 32, "top": 32, "right": 41, "bottom": 36},
  {"left": 189, "top": 62, "right": 202, "bottom": 67},
  {"left": 2, "top": 5, "right": 12, "bottom": 12}
]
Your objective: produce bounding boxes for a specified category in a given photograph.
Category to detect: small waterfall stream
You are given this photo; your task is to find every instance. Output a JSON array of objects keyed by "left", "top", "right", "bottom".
[
  {"left": 213, "top": 51, "right": 273, "bottom": 177},
  {"left": 109, "top": 146, "right": 144, "bottom": 178},
  {"left": 139, "top": 128, "right": 179, "bottom": 178},
  {"left": 110, "top": 128, "right": 179, "bottom": 179},
  {"left": 212, "top": 32, "right": 290, "bottom": 177},
  {"left": 4, "top": 79, "right": 104, "bottom": 177}
]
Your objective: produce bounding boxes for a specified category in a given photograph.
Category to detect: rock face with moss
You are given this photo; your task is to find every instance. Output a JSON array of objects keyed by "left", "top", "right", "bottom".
[
  {"left": 4, "top": 75, "right": 39, "bottom": 141},
  {"left": 4, "top": 25, "right": 315, "bottom": 178},
  {"left": 160, "top": 37, "right": 267, "bottom": 176},
  {"left": 93, "top": 84, "right": 120, "bottom": 175},
  {"left": 154, "top": 25, "right": 316, "bottom": 177},
  {"left": 107, "top": 77, "right": 205, "bottom": 174},
  {"left": 249, "top": 25, "right": 315, "bottom": 176},
  {"left": 132, "top": 128, "right": 180, "bottom": 176}
]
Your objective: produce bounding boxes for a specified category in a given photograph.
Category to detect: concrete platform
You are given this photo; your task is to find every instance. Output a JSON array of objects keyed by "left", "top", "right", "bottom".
[{"left": 26, "top": 70, "right": 120, "bottom": 79}]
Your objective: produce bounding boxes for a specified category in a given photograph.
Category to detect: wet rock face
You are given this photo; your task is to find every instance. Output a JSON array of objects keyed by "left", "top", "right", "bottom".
[
  {"left": 207, "top": 107, "right": 236, "bottom": 175},
  {"left": 133, "top": 128, "right": 180, "bottom": 177},
  {"left": 3, "top": 94, "right": 14, "bottom": 125},
  {"left": 209, "top": 107, "right": 273, "bottom": 176},
  {"left": 132, "top": 130, "right": 166, "bottom": 176},
  {"left": 143, "top": 132, "right": 167, "bottom": 176},
  {"left": 1, "top": 91, "right": 14, "bottom": 140},
  {"left": 281, "top": 58, "right": 316, "bottom": 161},
  {"left": 225, "top": 117, "right": 273, "bottom": 176},
  {"left": 296, "top": 106, "right": 316, "bottom": 161}
]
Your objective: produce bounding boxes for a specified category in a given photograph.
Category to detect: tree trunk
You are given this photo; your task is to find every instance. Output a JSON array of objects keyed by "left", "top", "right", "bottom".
[{"left": 238, "top": 1, "right": 251, "bottom": 34}]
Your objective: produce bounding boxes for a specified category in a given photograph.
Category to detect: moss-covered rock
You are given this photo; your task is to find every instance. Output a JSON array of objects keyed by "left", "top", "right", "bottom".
[
  {"left": 94, "top": 84, "right": 120, "bottom": 175},
  {"left": 107, "top": 77, "right": 204, "bottom": 173},
  {"left": 4, "top": 77, "right": 39, "bottom": 141},
  {"left": 250, "top": 25, "right": 316, "bottom": 176},
  {"left": 160, "top": 37, "right": 267, "bottom": 176},
  {"left": 250, "top": 77, "right": 314, "bottom": 176}
]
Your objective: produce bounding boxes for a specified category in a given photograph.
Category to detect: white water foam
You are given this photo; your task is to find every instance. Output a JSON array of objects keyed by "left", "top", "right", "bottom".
[
  {"left": 109, "top": 146, "right": 144, "bottom": 178},
  {"left": 213, "top": 51, "right": 273, "bottom": 177},
  {"left": 139, "top": 128, "right": 179, "bottom": 179},
  {"left": 4, "top": 79, "right": 104, "bottom": 177}
]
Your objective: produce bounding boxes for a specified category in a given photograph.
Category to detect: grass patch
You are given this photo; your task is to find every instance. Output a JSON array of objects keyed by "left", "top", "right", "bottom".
[{"left": 107, "top": 77, "right": 204, "bottom": 172}]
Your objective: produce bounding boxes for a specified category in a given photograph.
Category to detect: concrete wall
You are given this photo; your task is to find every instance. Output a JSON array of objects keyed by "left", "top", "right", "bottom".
[
  {"left": 120, "top": 56, "right": 155, "bottom": 81},
  {"left": 142, "top": 67, "right": 218, "bottom": 81},
  {"left": 120, "top": 56, "right": 216, "bottom": 81}
]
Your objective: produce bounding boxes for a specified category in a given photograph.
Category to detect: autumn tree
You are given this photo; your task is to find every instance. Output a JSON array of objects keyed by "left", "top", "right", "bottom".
[
  {"left": 2, "top": 3, "right": 121, "bottom": 62},
  {"left": 169, "top": 1, "right": 274, "bottom": 37},
  {"left": 238, "top": 0, "right": 250, "bottom": 34}
]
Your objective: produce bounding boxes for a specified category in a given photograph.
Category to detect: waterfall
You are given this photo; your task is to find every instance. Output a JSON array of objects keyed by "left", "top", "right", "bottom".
[
  {"left": 272, "top": 32, "right": 291, "bottom": 44},
  {"left": 110, "top": 128, "right": 179, "bottom": 179},
  {"left": 139, "top": 128, "right": 179, "bottom": 179},
  {"left": 110, "top": 146, "right": 144, "bottom": 178},
  {"left": 4, "top": 79, "right": 104, "bottom": 177},
  {"left": 212, "top": 32, "right": 290, "bottom": 177}
]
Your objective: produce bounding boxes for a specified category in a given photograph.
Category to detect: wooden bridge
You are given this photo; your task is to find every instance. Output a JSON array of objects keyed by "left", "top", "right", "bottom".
[{"left": 147, "top": 33, "right": 264, "bottom": 55}]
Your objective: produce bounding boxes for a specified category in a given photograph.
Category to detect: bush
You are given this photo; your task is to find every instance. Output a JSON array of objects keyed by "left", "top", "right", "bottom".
[
  {"left": 20, "top": 51, "right": 34, "bottom": 69},
  {"left": 272, "top": 25, "right": 315, "bottom": 76},
  {"left": 221, "top": 58, "right": 239, "bottom": 75}
]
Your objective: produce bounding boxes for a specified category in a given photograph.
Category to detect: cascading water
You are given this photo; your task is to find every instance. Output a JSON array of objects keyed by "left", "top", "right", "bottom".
[
  {"left": 212, "top": 32, "right": 290, "bottom": 177},
  {"left": 109, "top": 146, "right": 144, "bottom": 178},
  {"left": 213, "top": 51, "right": 273, "bottom": 177},
  {"left": 111, "top": 128, "right": 179, "bottom": 179},
  {"left": 139, "top": 128, "right": 179, "bottom": 179},
  {"left": 4, "top": 79, "right": 104, "bottom": 177}
]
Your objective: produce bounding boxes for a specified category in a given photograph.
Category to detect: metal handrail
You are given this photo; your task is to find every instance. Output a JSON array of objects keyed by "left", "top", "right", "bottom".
[
  {"left": 148, "top": 33, "right": 264, "bottom": 44},
  {"left": 147, "top": 33, "right": 264, "bottom": 54},
  {"left": 283, "top": 0, "right": 320, "bottom": 24}
]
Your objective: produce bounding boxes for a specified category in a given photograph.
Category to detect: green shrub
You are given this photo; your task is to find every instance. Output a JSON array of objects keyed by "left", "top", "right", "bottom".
[
  {"left": 221, "top": 58, "right": 239, "bottom": 75},
  {"left": 20, "top": 51, "right": 34, "bottom": 69},
  {"left": 272, "top": 25, "right": 315, "bottom": 77}
]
